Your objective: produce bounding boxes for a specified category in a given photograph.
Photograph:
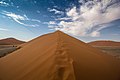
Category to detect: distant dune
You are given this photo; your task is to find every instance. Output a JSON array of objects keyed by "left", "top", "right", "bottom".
[
  {"left": 88, "top": 40, "right": 120, "bottom": 46},
  {"left": 0, "top": 38, "right": 25, "bottom": 45},
  {"left": 88, "top": 40, "right": 120, "bottom": 59}
]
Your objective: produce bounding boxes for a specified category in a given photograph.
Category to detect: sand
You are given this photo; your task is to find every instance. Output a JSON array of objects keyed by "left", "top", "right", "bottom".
[
  {"left": 0, "top": 38, "right": 25, "bottom": 45},
  {"left": 0, "top": 31, "right": 120, "bottom": 80},
  {"left": 88, "top": 40, "right": 120, "bottom": 46}
]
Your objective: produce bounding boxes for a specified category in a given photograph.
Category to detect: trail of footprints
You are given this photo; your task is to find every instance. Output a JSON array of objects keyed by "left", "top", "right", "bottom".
[{"left": 54, "top": 32, "right": 75, "bottom": 80}]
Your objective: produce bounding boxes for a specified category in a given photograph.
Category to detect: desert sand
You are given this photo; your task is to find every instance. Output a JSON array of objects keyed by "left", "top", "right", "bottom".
[
  {"left": 0, "top": 31, "right": 120, "bottom": 80},
  {"left": 88, "top": 40, "right": 120, "bottom": 46},
  {"left": 0, "top": 38, "right": 25, "bottom": 45}
]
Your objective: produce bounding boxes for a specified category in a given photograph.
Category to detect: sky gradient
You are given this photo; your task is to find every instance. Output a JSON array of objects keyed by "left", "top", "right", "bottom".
[{"left": 0, "top": 0, "right": 120, "bottom": 42}]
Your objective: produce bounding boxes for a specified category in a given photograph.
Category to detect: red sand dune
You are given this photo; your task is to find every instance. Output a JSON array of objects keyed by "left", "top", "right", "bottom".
[
  {"left": 88, "top": 40, "right": 120, "bottom": 46},
  {"left": 0, "top": 31, "right": 120, "bottom": 80},
  {"left": 0, "top": 38, "right": 25, "bottom": 45}
]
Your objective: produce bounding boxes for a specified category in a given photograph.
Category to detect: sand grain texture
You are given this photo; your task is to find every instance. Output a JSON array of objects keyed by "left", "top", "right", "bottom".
[{"left": 0, "top": 31, "right": 120, "bottom": 80}]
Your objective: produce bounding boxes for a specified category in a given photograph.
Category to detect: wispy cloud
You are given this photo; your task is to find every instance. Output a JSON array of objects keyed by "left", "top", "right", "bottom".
[
  {"left": 0, "top": 28, "right": 9, "bottom": 31},
  {"left": 55, "top": 17, "right": 71, "bottom": 20},
  {"left": 48, "top": 21, "right": 56, "bottom": 25},
  {"left": 48, "top": 0, "right": 120, "bottom": 37},
  {"left": 1, "top": 11, "right": 41, "bottom": 27},
  {"left": 0, "top": 1, "right": 9, "bottom": 6},
  {"left": 43, "top": 21, "right": 56, "bottom": 25},
  {"left": 48, "top": 8, "right": 64, "bottom": 15}
]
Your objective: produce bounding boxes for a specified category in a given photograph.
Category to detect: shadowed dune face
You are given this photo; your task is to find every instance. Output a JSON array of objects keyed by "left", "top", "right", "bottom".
[
  {"left": 0, "top": 38, "right": 25, "bottom": 45},
  {"left": 0, "top": 31, "right": 120, "bottom": 80},
  {"left": 88, "top": 41, "right": 120, "bottom": 46}
]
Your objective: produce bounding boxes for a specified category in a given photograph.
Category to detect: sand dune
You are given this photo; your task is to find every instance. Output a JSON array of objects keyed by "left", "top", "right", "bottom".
[
  {"left": 0, "top": 31, "right": 120, "bottom": 80},
  {"left": 0, "top": 38, "right": 25, "bottom": 45},
  {"left": 88, "top": 40, "right": 120, "bottom": 46}
]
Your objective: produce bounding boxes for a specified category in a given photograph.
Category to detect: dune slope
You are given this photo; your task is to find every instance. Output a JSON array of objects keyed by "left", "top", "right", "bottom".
[{"left": 0, "top": 31, "right": 120, "bottom": 80}]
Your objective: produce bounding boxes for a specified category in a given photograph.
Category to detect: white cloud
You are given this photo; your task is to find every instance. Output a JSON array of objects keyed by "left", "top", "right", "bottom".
[
  {"left": 2, "top": 11, "right": 41, "bottom": 27},
  {"left": 67, "top": 7, "right": 78, "bottom": 18},
  {"left": 30, "top": 19, "right": 41, "bottom": 23},
  {"left": 5, "top": 12, "right": 25, "bottom": 20},
  {"left": 49, "top": 21, "right": 56, "bottom": 24},
  {"left": 90, "top": 31, "right": 100, "bottom": 37},
  {"left": 48, "top": 0, "right": 120, "bottom": 37},
  {"left": 0, "top": 28, "right": 9, "bottom": 31},
  {"left": 48, "top": 8, "right": 64, "bottom": 15},
  {"left": 0, "top": 1, "right": 9, "bottom": 6},
  {"left": 43, "top": 21, "right": 56, "bottom": 25},
  {"left": 56, "top": 17, "right": 71, "bottom": 20},
  {"left": 43, "top": 21, "right": 57, "bottom": 29}
]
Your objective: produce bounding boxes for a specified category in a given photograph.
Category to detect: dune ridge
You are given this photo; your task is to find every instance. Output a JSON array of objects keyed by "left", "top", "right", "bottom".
[
  {"left": 0, "top": 31, "right": 120, "bottom": 80},
  {"left": 0, "top": 38, "right": 25, "bottom": 45},
  {"left": 88, "top": 40, "right": 120, "bottom": 46},
  {"left": 54, "top": 31, "right": 76, "bottom": 80}
]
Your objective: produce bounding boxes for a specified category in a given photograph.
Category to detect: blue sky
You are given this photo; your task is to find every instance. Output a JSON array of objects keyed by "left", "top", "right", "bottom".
[{"left": 0, "top": 0, "right": 120, "bottom": 42}]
